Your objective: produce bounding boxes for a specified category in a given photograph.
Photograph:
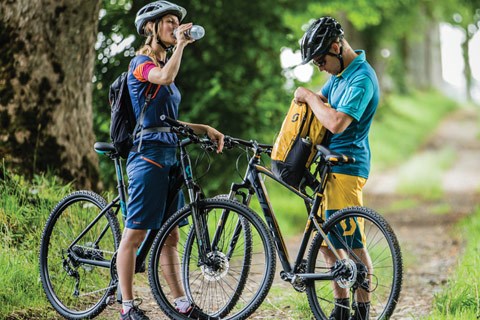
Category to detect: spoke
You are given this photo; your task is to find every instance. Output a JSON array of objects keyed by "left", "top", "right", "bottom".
[{"left": 78, "top": 284, "right": 116, "bottom": 297}]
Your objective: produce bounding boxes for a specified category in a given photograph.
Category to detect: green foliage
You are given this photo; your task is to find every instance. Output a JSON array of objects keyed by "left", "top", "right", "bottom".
[
  {"left": 445, "top": 0, "right": 480, "bottom": 34},
  {"left": 425, "top": 206, "right": 480, "bottom": 319},
  {"left": 0, "top": 168, "right": 71, "bottom": 316},
  {"left": 0, "top": 170, "right": 71, "bottom": 249},
  {"left": 93, "top": 0, "right": 307, "bottom": 192}
]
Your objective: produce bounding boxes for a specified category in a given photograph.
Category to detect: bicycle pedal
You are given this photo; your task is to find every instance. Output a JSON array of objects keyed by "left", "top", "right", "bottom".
[{"left": 106, "top": 294, "right": 116, "bottom": 305}]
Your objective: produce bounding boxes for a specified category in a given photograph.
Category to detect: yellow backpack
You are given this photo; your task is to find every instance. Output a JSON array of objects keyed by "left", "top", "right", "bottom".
[{"left": 271, "top": 99, "right": 330, "bottom": 188}]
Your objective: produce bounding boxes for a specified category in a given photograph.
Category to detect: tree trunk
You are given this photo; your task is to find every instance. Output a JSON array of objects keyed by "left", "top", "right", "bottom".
[
  {"left": 0, "top": 0, "right": 101, "bottom": 188},
  {"left": 462, "top": 28, "right": 473, "bottom": 102}
]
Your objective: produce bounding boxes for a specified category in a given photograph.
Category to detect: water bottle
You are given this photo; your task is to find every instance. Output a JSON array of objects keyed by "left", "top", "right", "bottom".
[{"left": 174, "top": 25, "right": 205, "bottom": 40}]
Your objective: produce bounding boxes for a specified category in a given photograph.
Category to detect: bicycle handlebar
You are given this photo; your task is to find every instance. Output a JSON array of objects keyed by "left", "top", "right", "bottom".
[
  {"left": 161, "top": 115, "right": 275, "bottom": 156},
  {"left": 223, "top": 136, "right": 272, "bottom": 156},
  {"left": 161, "top": 114, "right": 216, "bottom": 151},
  {"left": 160, "top": 114, "right": 195, "bottom": 135}
]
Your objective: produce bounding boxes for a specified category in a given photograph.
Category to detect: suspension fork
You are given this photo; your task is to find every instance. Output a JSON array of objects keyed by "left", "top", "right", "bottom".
[{"left": 178, "top": 143, "right": 211, "bottom": 262}]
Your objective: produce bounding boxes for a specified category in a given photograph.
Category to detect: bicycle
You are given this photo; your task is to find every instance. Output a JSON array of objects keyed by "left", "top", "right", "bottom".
[
  {"left": 38, "top": 120, "right": 270, "bottom": 319},
  {"left": 152, "top": 128, "right": 403, "bottom": 319}
]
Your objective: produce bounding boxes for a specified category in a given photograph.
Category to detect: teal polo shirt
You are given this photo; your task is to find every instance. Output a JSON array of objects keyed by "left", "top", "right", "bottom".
[{"left": 320, "top": 50, "right": 380, "bottom": 179}]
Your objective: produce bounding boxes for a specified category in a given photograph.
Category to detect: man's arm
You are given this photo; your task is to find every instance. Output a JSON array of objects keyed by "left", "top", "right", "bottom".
[{"left": 294, "top": 87, "right": 353, "bottom": 134}]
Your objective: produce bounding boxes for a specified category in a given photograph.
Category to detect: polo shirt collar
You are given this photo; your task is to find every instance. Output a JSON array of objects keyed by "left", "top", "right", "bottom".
[{"left": 336, "top": 50, "right": 366, "bottom": 79}]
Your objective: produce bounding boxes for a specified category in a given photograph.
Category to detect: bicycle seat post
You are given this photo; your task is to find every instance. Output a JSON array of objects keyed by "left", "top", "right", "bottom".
[{"left": 113, "top": 156, "right": 128, "bottom": 219}]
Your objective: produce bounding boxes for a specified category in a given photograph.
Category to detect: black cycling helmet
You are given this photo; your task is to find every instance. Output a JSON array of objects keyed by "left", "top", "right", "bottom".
[
  {"left": 135, "top": 1, "right": 187, "bottom": 36},
  {"left": 300, "top": 17, "right": 344, "bottom": 64}
]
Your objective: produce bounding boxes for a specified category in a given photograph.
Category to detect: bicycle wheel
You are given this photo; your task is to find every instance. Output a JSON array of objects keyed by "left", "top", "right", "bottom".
[
  {"left": 39, "top": 191, "right": 122, "bottom": 319},
  {"left": 306, "top": 206, "right": 403, "bottom": 320},
  {"left": 181, "top": 204, "right": 253, "bottom": 318},
  {"left": 149, "top": 198, "right": 276, "bottom": 320}
]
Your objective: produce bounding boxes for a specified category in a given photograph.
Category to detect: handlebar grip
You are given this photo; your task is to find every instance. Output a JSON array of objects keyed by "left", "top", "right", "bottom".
[
  {"left": 160, "top": 114, "right": 195, "bottom": 135},
  {"left": 160, "top": 114, "right": 180, "bottom": 126}
]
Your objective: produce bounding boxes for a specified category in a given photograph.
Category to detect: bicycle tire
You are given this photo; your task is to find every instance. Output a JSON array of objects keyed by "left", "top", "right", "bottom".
[
  {"left": 39, "top": 191, "right": 122, "bottom": 319},
  {"left": 148, "top": 198, "right": 276, "bottom": 320},
  {"left": 182, "top": 202, "right": 252, "bottom": 317},
  {"left": 306, "top": 206, "right": 403, "bottom": 320}
]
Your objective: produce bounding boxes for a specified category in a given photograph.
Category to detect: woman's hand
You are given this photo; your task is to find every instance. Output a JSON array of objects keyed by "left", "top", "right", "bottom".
[
  {"left": 180, "top": 122, "right": 224, "bottom": 153},
  {"left": 205, "top": 126, "right": 224, "bottom": 153},
  {"left": 175, "top": 23, "right": 195, "bottom": 47}
]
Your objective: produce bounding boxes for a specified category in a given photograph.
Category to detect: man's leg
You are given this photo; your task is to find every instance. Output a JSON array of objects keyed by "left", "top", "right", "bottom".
[{"left": 320, "top": 173, "right": 370, "bottom": 319}]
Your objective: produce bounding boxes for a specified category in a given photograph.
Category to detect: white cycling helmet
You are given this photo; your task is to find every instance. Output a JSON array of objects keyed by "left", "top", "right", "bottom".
[{"left": 135, "top": 1, "right": 187, "bottom": 36}]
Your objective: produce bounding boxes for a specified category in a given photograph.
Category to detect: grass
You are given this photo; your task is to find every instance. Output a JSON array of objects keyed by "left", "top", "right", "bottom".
[
  {"left": 370, "top": 90, "right": 457, "bottom": 171},
  {"left": 256, "top": 285, "right": 312, "bottom": 319},
  {"left": 0, "top": 171, "right": 72, "bottom": 317},
  {"left": 423, "top": 206, "right": 480, "bottom": 319}
]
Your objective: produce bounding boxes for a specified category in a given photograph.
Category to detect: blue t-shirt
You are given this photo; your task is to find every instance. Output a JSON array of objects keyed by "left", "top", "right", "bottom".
[
  {"left": 128, "top": 55, "right": 180, "bottom": 146},
  {"left": 321, "top": 50, "right": 379, "bottom": 179}
]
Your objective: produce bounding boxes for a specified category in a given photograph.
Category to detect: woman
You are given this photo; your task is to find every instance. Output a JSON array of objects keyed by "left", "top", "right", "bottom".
[{"left": 117, "top": 2, "right": 224, "bottom": 319}]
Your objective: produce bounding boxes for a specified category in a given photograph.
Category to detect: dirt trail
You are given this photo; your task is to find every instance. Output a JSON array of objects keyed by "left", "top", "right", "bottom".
[
  {"left": 101, "top": 107, "right": 480, "bottom": 320},
  {"left": 364, "top": 106, "right": 480, "bottom": 319}
]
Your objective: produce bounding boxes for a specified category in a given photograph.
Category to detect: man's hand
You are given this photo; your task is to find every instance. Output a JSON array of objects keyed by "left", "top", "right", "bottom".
[{"left": 294, "top": 87, "right": 314, "bottom": 104}]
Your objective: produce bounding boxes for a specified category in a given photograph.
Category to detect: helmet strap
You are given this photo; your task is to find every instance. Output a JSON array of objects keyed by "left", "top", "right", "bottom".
[
  {"left": 154, "top": 20, "right": 174, "bottom": 52},
  {"left": 336, "top": 45, "right": 344, "bottom": 71}
]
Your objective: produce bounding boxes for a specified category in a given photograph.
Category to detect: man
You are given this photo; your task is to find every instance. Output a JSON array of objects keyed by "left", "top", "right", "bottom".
[{"left": 294, "top": 17, "right": 380, "bottom": 320}]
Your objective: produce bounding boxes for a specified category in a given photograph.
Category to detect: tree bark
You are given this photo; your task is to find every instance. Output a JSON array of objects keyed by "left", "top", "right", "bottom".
[
  {"left": 462, "top": 29, "right": 473, "bottom": 102},
  {"left": 0, "top": 0, "right": 101, "bottom": 188}
]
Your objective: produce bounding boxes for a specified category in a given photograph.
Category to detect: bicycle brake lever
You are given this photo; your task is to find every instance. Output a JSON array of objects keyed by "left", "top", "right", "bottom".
[{"left": 223, "top": 136, "right": 235, "bottom": 149}]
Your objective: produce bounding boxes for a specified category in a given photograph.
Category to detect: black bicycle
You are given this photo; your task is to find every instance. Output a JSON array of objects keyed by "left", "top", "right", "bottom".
[
  {"left": 38, "top": 120, "right": 267, "bottom": 319},
  {"left": 152, "top": 131, "right": 403, "bottom": 319},
  {"left": 147, "top": 118, "right": 275, "bottom": 320}
]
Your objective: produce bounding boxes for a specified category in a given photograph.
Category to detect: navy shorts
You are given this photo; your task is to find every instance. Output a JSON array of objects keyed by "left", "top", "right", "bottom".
[{"left": 126, "top": 144, "right": 184, "bottom": 230}]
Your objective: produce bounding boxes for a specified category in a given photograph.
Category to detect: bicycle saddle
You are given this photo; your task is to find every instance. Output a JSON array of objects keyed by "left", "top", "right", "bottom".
[
  {"left": 94, "top": 142, "right": 116, "bottom": 153},
  {"left": 315, "top": 145, "right": 355, "bottom": 164}
]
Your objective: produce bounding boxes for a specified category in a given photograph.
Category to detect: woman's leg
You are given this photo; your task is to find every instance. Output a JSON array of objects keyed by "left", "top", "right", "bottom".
[
  {"left": 159, "top": 226, "right": 184, "bottom": 297},
  {"left": 117, "top": 228, "right": 148, "bottom": 301}
]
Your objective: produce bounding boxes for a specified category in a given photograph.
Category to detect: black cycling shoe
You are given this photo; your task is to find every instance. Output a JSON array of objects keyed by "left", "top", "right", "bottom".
[
  {"left": 120, "top": 301, "right": 149, "bottom": 320},
  {"left": 349, "top": 302, "right": 370, "bottom": 320}
]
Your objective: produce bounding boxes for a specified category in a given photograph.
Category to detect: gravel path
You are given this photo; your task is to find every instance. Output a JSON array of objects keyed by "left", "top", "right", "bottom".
[{"left": 364, "top": 106, "right": 480, "bottom": 319}]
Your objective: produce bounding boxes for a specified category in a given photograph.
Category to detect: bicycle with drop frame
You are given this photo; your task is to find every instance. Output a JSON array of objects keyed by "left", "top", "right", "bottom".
[{"left": 38, "top": 119, "right": 272, "bottom": 320}]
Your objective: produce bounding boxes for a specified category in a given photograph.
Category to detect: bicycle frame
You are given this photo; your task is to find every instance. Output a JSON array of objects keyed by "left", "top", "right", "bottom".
[
  {"left": 69, "top": 137, "right": 206, "bottom": 275},
  {"left": 226, "top": 143, "right": 345, "bottom": 282}
]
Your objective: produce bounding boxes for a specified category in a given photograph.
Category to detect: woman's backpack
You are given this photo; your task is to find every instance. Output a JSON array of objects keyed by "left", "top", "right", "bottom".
[
  {"left": 109, "top": 72, "right": 157, "bottom": 159},
  {"left": 271, "top": 99, "right": 330, "bottom": 188}
]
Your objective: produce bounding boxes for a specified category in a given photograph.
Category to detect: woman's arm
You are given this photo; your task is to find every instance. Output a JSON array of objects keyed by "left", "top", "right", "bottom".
[
  {"left": 179, "top": 121, "right": 225, "bottom": 153},
  {"left": 147, "top": 23, "right": 194, "bottom": 85}
]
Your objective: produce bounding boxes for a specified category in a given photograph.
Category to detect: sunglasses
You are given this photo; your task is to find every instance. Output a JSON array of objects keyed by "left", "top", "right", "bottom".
[
  {"left": 312, "top": 55, "right": 327, "bottom": 67},
  {"left": 312, "top": 52, "right": 337, "bottom": 67}
]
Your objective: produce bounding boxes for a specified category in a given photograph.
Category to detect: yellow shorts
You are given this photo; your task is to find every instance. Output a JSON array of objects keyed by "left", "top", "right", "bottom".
[{"left": 322, "top": 173, "right": 367, "bottom": 249}]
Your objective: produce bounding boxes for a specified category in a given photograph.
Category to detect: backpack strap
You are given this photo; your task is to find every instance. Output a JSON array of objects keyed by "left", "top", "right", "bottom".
[{"left": 134, "top": 83, "right": 159, "bottom": 153}]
